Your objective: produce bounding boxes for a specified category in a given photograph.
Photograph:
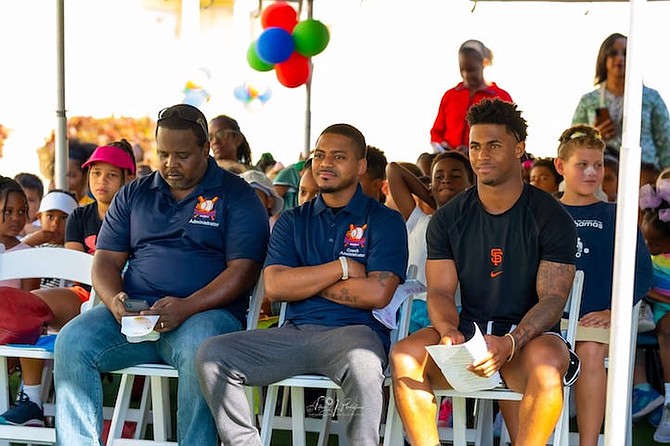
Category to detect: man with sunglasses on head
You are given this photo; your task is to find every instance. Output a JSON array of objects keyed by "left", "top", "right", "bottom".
[
  {"left": 391, "top": 98, "right": 579, "bottom": 446},
  {"left": 54, "top": 104, "right": 269, "bottom": 445}
]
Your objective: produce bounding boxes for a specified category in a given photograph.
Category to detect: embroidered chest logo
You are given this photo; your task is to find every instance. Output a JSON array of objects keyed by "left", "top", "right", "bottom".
[
  {"left": 194, "top": 196, "right": 218, "bottom": 220},
  {"left": 344, "top": 224, "right": 367, "bottom": 248},
  {"left": 490, "top": 248, "right": 503, "bottom": 278},
  {"left": 339, "top": 223, "right": 368, "bottom": 259},
  {"left": 189, "top": 196, "right": 220, "bottom": 227}
]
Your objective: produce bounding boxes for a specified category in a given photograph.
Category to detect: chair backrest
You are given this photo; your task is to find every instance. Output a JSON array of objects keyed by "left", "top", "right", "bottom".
[
  {"left": 247, "top": 270, "right": 265, "bottom": 330},
  {"left": 0, "top": 246, "right": 93, "bottom": 286},
  {"left": 563, "top": 270, "right": 585, "bottom": 346}
]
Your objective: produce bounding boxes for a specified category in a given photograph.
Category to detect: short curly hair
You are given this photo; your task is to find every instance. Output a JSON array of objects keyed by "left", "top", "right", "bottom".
[{"left": 466, "top": 98, "right": 528, "bottom": 142}]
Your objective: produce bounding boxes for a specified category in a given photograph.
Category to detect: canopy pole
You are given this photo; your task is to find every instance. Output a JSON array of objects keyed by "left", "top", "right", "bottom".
[
  {"left": 303, "top": 0, "right": 313, "bottom": 159},
  {"left": 54, "top": 0, "right": 67, "bottom": 190},
  {"left": 604, "top": 0, "right": 646, "bottom": 444}
]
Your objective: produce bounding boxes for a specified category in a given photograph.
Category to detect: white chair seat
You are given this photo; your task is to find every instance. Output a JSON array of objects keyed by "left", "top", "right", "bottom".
[
  {"left": 0, "top": 247, "right": 95, "bottom": 446},
  {"left": 261, "top": 265, "right": 420, "bottom": 446},
  {"left": 383, "top": 270, "right": 585, "bottom": 446},
  {"left": 106, "top": 274, "right": 267, "bottom": 446}
]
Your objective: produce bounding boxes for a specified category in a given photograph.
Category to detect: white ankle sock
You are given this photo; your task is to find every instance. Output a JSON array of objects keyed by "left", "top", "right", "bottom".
[
  {"left": 21, "top": 384, "right": 42, "bottom": 408},
  {"left": 664, "top": 383, "right": 670, "bottom": 406}
]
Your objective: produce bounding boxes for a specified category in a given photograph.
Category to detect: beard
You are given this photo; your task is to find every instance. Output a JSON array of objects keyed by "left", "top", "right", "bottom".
[{"left": 318, "top": 176, "right": 357, "bottom": 194}]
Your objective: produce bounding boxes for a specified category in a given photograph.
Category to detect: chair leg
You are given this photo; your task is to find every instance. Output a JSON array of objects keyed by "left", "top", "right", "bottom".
[
  {"left": 474, "top": 399, "right": 494, "bottom": 446},
  {"left": 260, "top": 385, "right": 279, "bottom": 446},
  {"left": 280, "top": 385, "right": 290, "bottom": 416},
  {"left": 137, "top": 377, "right": 152, "bottom": 439},
  {"left": 290, "top": 387, "right": 306, "bottom": 446},
  {"left": 316, "top": 388, "right": 335, "bottom": 446},
  {"left": 382, "top": 387, "right": 404, "bottom": 446},
  {"left": 0, "top": 355, "right": 9, "bottom": 446},
  {"left": 150, "top": 376, "right": 170, "bottom": 441},
  {"left": 106, "top": 374, "right": 135, "bottom": 446},
  {"left": 452, "top": 396, "right": 467, "bottom": 446}
]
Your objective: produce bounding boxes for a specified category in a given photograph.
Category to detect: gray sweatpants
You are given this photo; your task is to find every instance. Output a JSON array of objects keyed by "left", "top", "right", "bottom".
[{"left": 196, "top": 322, "right": 387, "bottom": 446}]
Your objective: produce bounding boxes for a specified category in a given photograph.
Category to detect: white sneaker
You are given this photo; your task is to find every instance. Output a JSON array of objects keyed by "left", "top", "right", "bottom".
[
  {"left": 639, "top": 301, "right": 656, "bottom": 333},
  {"left": 654, "top": 404, "right": 670, "bottom": 443}
]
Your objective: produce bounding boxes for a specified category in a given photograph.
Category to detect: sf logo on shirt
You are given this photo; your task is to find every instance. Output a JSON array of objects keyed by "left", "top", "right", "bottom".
[{"left": 490, "top": 248, "right": 503, "bottom": 278}]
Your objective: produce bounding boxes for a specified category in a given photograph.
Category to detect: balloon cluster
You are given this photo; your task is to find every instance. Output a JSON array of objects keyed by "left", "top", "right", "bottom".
[
  {"left": 247, "top": 2, "right": 330, "bottom": 88},
  {"left": 233, "top": 82, "right": 272, "bottom": 106},
  {"left": 182, "top": 68, "right": 212, "bottom": 108}
]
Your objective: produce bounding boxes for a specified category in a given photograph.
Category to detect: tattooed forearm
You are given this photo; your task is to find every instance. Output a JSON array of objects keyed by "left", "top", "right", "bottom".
[
  {"left": 512, "top": 261, "right": 575, "bottom": 350},
  {"left": 319, "top": 270, "right": 399, "bottom": 309},
  {"left": 321, "top": 286, "right": 357, "bottom": 304},
  {"left": 374, "top": 271, "right": 391, "bottom": 288}
]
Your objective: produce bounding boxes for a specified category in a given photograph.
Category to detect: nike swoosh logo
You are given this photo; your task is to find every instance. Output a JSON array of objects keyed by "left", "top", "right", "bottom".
[{"left": 490, "top": 271, "right": 503, "bottom": 278}]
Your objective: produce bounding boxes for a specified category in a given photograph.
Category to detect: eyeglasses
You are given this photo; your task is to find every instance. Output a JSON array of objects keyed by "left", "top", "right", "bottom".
[
  {"left": 209, "top": 129, "right": 239, "bottom": 141},
  {"left": 157, "top": 105, "right": 208, "bottom": 140},
  {"left": 606, "top": 48, "right": 626, "bottom": 58}
]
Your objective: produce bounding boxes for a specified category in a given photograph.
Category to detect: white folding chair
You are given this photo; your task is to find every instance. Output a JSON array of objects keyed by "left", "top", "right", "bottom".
[
  {"left": 105, "top": 272, "right": 267, "bottom": 446},
  {"left": 383, "top": 270, "right": 584, "bottom": 446},
  {"left": 564, "top": 300, "right": 640, "bottom": 446},
  {"left": 0, "top": 247, "right": 95, "bottom": 446},
  {"left": 259, "top": 265, "right": 419, "bottom": 446}
]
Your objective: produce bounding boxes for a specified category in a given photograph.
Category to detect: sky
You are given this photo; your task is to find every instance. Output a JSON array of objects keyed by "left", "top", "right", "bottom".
[{"left": 1, "top": 0, "right": 669, "bottom": 178}]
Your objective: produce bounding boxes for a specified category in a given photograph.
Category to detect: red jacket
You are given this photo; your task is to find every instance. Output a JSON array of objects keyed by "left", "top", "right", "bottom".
[{"left": 430, "top": 82, "right": 513, "bottom": 149}]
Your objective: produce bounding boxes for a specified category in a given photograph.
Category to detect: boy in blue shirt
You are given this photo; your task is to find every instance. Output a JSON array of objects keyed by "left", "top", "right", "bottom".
[{"left": 555, "top": 124, "right": 652, "bottom": 446}]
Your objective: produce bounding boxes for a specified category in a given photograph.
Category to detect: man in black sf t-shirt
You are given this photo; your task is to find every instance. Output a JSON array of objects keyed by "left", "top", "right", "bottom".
[{"left": 391, "top": 98, "right": 577, "bottom": 446}]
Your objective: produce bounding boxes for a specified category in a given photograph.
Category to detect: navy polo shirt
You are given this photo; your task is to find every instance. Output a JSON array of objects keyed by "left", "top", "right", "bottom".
[
  {"left": 265, "top": 185, "right": 408, "bottom": 349},
  {"left": 97, "top": 157, "right": 270, "bottom": 323}
]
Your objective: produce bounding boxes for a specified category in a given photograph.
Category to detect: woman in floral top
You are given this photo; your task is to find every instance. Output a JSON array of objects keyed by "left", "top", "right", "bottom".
[{"left": 572, "top": 33, "right": 670, "bottom": 169}]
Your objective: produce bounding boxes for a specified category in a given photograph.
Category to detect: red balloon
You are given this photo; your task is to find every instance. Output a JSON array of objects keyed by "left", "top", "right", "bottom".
[
  {"left": 261, "top": 2, "right": 298, "bottom": 32},
  {"left": 275, "top": 52, "right": 310, "bottom": 88}
]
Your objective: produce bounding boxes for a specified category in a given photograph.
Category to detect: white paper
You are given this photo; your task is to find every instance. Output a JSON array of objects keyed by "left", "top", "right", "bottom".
[
  {"left": 121, "top": 315, "right": 160, "bottom": 343},
  {"left": 373, "top": 278, "right": 426, "bottom": 329},
  {"left": 426, "top": 323, "right": 501, "bottom": 392}
]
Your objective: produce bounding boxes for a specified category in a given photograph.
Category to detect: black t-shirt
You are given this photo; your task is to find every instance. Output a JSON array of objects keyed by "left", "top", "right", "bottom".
[
  {"left": 426, "top": 183, "right": 576, "bottom": 337},
  {"left": 65, "top": 202, "right": 102, "bottom": 254}
]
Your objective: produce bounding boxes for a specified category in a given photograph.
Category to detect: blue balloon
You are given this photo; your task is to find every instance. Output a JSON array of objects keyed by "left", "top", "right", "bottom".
[
  {"left": 256, "top": 27, "right": 295, "bottom": 64},
  {"left": 233, "top": 85, "right": 249, "bottom": 102},
  {"left": 183, "top": 89, "right": 209, "bottom": 107}
]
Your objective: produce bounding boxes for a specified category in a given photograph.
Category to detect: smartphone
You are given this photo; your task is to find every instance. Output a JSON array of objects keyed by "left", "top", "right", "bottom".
[
  {"left": 595, "top": 107, "right": 611, "bottom": 125},
  {"left": 123, "top": 298, "right": 150, "bottom": 312}
]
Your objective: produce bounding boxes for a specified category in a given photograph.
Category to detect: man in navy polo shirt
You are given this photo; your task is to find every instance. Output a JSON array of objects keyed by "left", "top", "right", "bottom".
[
  {"left": 197, "top": 123, "right": 408, "bottom": 445},
  {"left": 54, "top": 104, "right": 269, "bottom": 445}
]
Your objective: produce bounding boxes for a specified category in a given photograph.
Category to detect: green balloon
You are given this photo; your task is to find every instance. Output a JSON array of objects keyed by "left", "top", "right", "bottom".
[
  {"left": 247, "top": 41, "right": 274, "bottom": 72},
  {"left": 292, "top": 19, "right": 330, "bottom": 57}
]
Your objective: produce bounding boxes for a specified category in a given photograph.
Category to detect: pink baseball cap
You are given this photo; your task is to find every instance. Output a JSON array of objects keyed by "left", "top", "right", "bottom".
[{"left": 82, "top": 145, "right": 136, "bottom": 175}]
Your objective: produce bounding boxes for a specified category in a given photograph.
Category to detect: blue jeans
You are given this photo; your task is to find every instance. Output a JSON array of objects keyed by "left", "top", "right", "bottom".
[{"left": 54, "top": 305, "right": 242, "bottom": 445}]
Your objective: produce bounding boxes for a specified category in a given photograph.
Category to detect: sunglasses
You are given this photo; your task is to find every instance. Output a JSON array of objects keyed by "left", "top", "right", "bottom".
[
  {"left": 561, "top": 129, "right": 602, "bottom": 143},
  {"left": 209, "top": 129, "right": 239, "bottom": 141},
  {"left": 157, "top": 105, "right": 208, "bottom": 141}
]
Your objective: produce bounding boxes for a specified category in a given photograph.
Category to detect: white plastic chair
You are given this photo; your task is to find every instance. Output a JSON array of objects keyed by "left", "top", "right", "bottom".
[
  {"left": 0, "top": 247, "right": 95, "bottom": 446},
  {"left": 259, "top": 265, "right": 419, "bottom": 446},
  {"left": 563, "top": 301, "right": 640, "bottom": 446},
  {"left": 383, "top": 270, "right": 584, "bottom": 446},
  {"left": 105, "top": 272, "right": 267, "bottom": 446}
]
